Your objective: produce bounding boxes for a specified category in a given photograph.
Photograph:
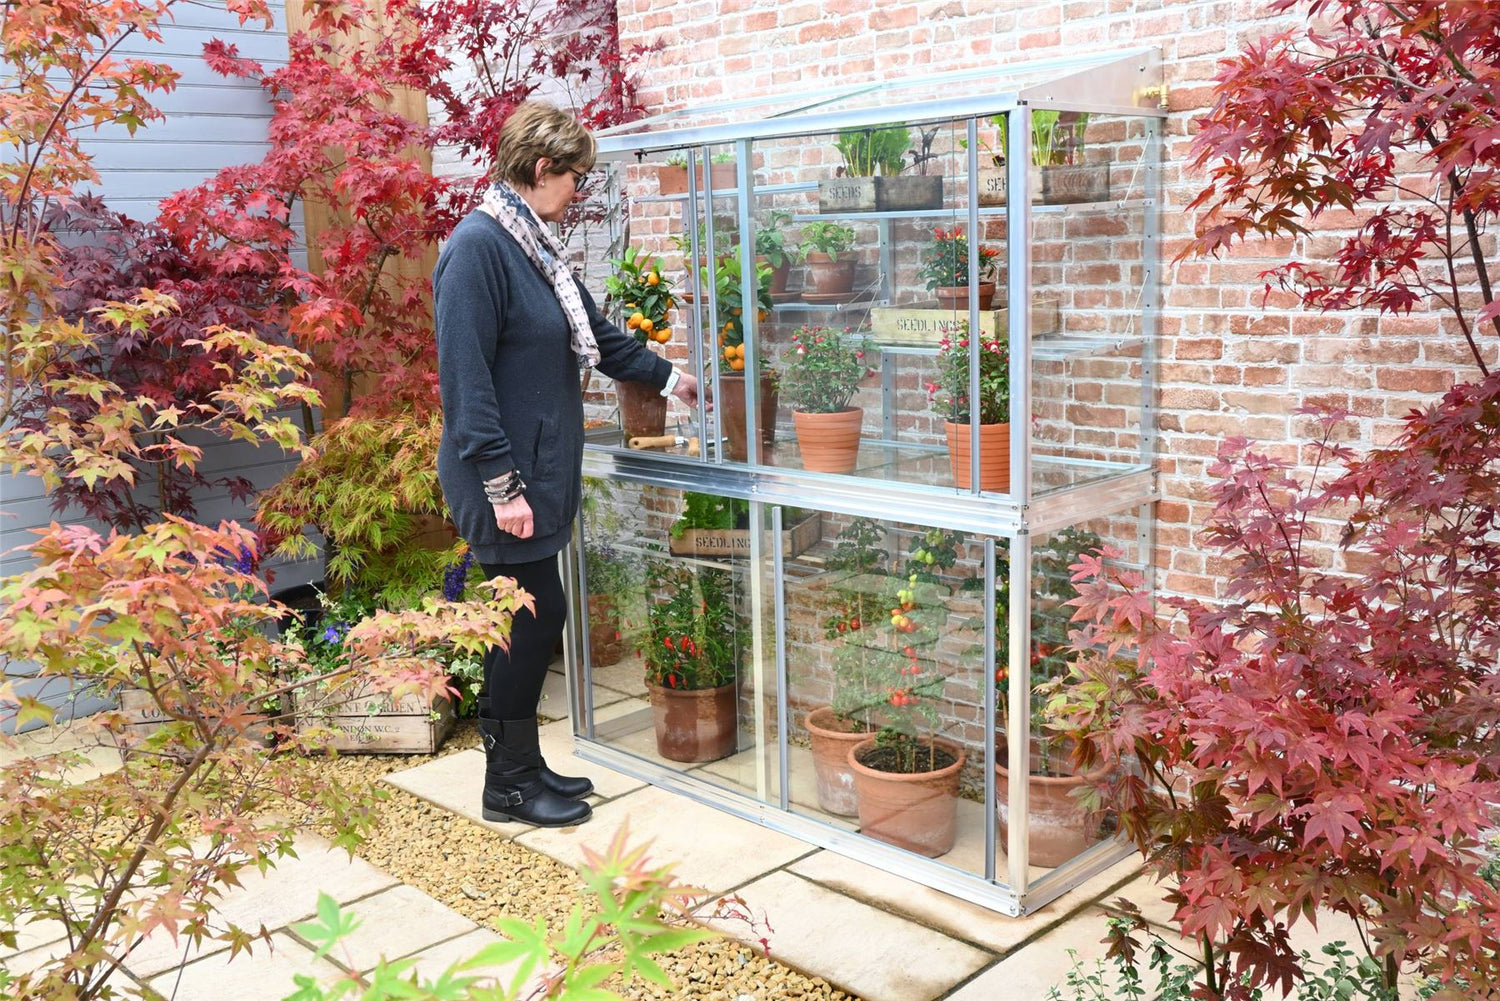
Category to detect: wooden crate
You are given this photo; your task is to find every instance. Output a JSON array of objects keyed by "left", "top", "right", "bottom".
[
  {"left": 294, "top": 681, "right": 455, "bottom": 754},
  {"left": 115, "top": 688, "right": 274, "bottom": 747},
  {"left": 976, "top": 163, "right": 1109, "bottom": 206},
  {"left": 869, "top": 295, "right": 1061, "bottom": 346},
  {"left": 668, "top": 511, "right": 822, "bottom": 559},
  {"left": 816, "top": 175, "right": 943, "bottom": 213}
]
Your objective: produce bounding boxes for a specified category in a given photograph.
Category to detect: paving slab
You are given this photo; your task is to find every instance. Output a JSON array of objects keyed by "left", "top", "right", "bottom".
[
  {"left": 147, "top": 931, "right": 343, "bottom": 1001},
  {"left": 538, "top": 668, "right": 571, "bottom": 720},
  {"left": 539, "top": 717, "right": 646, "bottom": 800},
  {"left": 705, "top": 870, "right": 991, "bottom": 1001},
  {"left": 0, "top": 722, "right": 123, "bottom": 785},
  {"left": 790, "top": 850, "right": 1141, "bottom": 955},
  {"left": 516, "top": 785, "right": 813, "bottom": 896},
  {"left": 1, "top": 916, "right": 68, "bottom": 961},
  {"left": 391, "top": 928, "right": 506, "bottom": 980},
  {"left": 120, "top": 833, "right": 399, "bottom": 977},
  {"left": 299, "top": 884, "right": 476, "bottom": 974},
  {"left": 383, "top": 749, "right": 536, "bottom": 839},
  {"left": 586, "top": 659, "right": 649, "bottom": 700}
]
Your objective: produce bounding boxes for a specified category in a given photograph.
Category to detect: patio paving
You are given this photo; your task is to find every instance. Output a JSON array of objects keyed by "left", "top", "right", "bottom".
[{"left": 7, "top": 667, "right": 1176, "bottom": 1000}]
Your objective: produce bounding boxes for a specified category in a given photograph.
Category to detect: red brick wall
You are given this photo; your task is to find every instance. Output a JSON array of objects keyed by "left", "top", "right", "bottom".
[{"left": 613, "top": 0, "right": 1496, "bottom": 601}]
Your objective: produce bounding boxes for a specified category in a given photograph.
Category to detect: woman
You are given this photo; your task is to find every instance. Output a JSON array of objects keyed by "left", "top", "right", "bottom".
[{"left": 434, "top": 101, "right": 699, "bottom": 827}]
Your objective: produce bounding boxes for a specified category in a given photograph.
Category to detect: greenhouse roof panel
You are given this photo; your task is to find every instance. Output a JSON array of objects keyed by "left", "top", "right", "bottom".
[{"left": 595, "top": 48, "right": 1161, "bottom": 157}]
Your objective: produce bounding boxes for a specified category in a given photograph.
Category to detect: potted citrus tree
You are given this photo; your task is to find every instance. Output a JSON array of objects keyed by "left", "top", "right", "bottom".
[
  {"left": 929, "top": 321, "right": 1010, "bottom": 491},
  {"left": 641, "top": 559, "right": 740, "bottom": 762},
  {"left": 797, "top": 221, "right": 858, "bottom": 297},
  {"left": 919, "top": 226, "right": 1001, "bottom": 310},
  {"left": 992, "top": 527, "right": 1111, "bottom": 866},
  {"left": 604, "top": 246, "right": 675, "bottom": 437},
  {"left": 710, "top": 254, "right": 778, "bottom": 462},
  {"left": 780, "top": 325, "right": 873, "bottom": 474}
]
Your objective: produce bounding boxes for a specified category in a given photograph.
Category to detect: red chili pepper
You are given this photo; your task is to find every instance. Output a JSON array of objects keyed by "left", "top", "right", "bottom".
[{"left": 664, "top": 636, "right": 674, "bottom": 650}]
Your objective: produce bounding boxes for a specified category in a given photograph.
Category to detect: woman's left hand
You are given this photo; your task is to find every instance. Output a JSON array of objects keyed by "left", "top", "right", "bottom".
[{"left": 671, "top": 372, "right": 705, "bottom": 409}]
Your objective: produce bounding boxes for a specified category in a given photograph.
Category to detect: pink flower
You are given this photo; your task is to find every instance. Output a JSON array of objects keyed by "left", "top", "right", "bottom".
[{"left": 854, "top": 351, "right": 864, "bottom": 359}]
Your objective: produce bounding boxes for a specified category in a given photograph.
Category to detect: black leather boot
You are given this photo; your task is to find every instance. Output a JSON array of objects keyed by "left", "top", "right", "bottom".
[
  {"left": 477, "top": 698, "right": 593, "bottom": 799},
  {"left": 477, "top": 714, "right": 591, "bottom": 827}
]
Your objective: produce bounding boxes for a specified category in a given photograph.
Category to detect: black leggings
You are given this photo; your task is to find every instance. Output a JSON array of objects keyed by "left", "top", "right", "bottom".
[{"left": 479, "top": 557, "right": 566, "bottom": 719}]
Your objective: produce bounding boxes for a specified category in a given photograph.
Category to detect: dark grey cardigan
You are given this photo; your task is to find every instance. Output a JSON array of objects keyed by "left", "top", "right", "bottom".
[{"left": 433, "top": 211, "right": 671, "bottom": 565}]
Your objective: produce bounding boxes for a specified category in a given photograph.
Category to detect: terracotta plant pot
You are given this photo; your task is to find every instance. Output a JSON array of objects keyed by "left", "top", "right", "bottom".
[
  {"left": 804, "top": 252, "right": 856, "bottom": 295},
  {"left": 944, "top": 420, "right": 1010, "bottom": 492},
  {"left": 718, "top": 373, "right": 778, "bottom": 462},
  {"left": 933, "top": 282, "right": 996, "bottom": 310},
  {"left": 995, "top": 739, "right": 1111, "bottom": 867},
  {"left": 848, "top": 736, "right": 965, "bottom": 857},
  {"left": 756, "top": 255, "right": 792, "bottom": 295},
  {"left": 587, "top": 593, "right": 622, "bottom": 667},
  {"left": 793, "top": 407, "right": 862, "bottom": 473},
  {"left": 656, "top": 161, "right": 738, "bottom": 195},
  {"left": 648, "top": 681, "right": 737, "bottom": 762},
  {"left": 804, "top": 706, "right": 872, "bottom": 816},
  {"left": 618, "top": 378, "right": 667, "bottom": 439}
]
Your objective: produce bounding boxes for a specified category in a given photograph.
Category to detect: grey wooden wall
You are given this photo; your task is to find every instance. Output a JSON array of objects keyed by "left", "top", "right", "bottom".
[{"left": 0, "top": 0, "right": 319, "bottom": 730}]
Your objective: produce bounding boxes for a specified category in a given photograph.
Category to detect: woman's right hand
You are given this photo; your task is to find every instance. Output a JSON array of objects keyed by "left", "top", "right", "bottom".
[{"left": 492, "top": 495, "right": 534, "bottom": 539}]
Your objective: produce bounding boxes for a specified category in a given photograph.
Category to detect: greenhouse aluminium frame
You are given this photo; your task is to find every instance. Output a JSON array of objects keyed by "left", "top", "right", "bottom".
[{"left": 562, "top": 49, "right": 1166, "bottom": 916}]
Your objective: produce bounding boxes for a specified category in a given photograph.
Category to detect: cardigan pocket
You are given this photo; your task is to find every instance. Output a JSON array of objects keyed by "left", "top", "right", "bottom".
[{"left": 526, "top": 415, "right": 562, "bottom": 539}]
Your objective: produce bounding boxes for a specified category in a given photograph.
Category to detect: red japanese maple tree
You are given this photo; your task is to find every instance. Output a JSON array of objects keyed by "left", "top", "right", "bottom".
[{"left": 1055, "top": 4, "right": 1500, "bottom": 999}]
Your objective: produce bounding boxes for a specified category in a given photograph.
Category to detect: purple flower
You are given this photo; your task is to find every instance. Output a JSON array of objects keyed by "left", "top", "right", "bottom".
[
  {"left": 442, "top": 551, "right": 475, "bottom": 601},
  {"left": 322, "top": 624, "right": 344, "bottom": 644}
]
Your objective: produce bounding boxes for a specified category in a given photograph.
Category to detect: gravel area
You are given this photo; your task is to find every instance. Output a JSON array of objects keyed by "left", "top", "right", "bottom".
[{"left": 302, "top": 720, "right": 859, "bottom": 1001}]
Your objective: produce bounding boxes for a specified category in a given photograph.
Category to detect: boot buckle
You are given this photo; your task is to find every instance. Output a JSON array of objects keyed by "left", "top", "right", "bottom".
[
  {"left": 482, "top": 731, "right": 496, "bottom": 752},
  {"left": 502, "top": 789, "right": 524, "bottom": 807}
]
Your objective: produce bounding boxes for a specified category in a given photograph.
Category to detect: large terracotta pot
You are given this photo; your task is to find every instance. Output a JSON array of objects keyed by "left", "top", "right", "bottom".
[
  {"left": 793, "top": 407, "right": 862, "bottom": 473},
  {"left": 995, "top": 739, "right": 1111, "bottom": 868},
  {"left": 848, "top": 736, "right": 965, "bottom": 857},
  {"left": 804, "top": 252, "right": 856, "bottom": 295},
  {"left": 803, "top": 706, "right": 873, "bottom": 816},
  {"left": 648, "top": 681, "right": 737, "bottom": 762},
  {"left": 719, "top": 373, "right": 778, "bottom": 462},
  {"left": 755, "top": 255, "right": 792, "bottom": 295},
  {"left": 933, "top": 282, "right": 995, "bottom": 310},
  {"left": 944, "top": 420, "right": 1010, "bottom": 492},
  {"left": 587, "top": 593, "right": 622, "bottom": 667},
  {"left": 656, "top": 161, "right": 737, "bottom": 195},
  {"left": 618, "top": 378, "right": 667, "bottom": 438}
]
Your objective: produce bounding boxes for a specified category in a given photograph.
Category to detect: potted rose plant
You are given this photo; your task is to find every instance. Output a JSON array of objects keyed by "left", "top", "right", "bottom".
[
  {"left": 780, "top": 325, "right": 873, "bottom": 473},
  {"left": 919, "top": 226, "right": 1001, "bottom": 310},
  {"left": 604, "top": 246, "right": 676, "bottom": 437},
  {"left": 796, "top": 221, "right": 858, "bottom": 296},
  {"left": 641, "top": 560, "right": 740, "bottom": 762},
  {"left": 990, "top": 527, "right": 1110, "bottom": 866},
  {"left": 928, "top": 321, "right": 1011, "bottom": 491},
  {"left": 709, "top": 254, "right": 778, "bottom": 462}
]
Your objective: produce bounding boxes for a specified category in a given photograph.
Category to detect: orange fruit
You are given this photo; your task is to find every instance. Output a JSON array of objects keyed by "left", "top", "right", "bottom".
[
  {"left": 735, "top": 343, "right": 746, "bottom": 359},
  {"left": 647, "top": 271, "right": 660, "bottom": 286},
  {"left": 732, "top": 307, "right": 742, "bottom": 316},
  {"left": 730, "top": 357, "right": 745, "bottom": 371},
  {"left": 655, "top": 328, "right": 671, "bottom": 342},
  {"left": 724, "top": 347, "right": 736, "bottom": 361},
  {"left": 629, "top": 311, "right": 644, "bottom": 328},
  {"left": 640, "top": 317, "right": 655, "bottom": 334}
]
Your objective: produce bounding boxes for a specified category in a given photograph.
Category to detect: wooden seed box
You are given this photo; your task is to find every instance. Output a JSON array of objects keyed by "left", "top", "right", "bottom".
[
  {"left": 669, "top": 511, "right": 822, "bottom": 560},
  {"left": 976, "top": 163, "right": 1110, "bottom": 206},
  {"left": 869, "top": 295, "right": 1061, "bottom": 346},
  {"left": 817, "top": 175, "right": 944, "bottom": 213}
]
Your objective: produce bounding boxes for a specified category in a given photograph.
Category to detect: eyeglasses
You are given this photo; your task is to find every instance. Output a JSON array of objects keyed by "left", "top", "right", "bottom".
[{"left": 567, "top": 167, "right": 591, "bottom": 195}]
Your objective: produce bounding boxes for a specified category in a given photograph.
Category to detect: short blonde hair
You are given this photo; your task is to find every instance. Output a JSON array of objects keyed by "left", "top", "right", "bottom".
[{"left": 492, "top": 102, "right": 597, "bottom": 189}]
